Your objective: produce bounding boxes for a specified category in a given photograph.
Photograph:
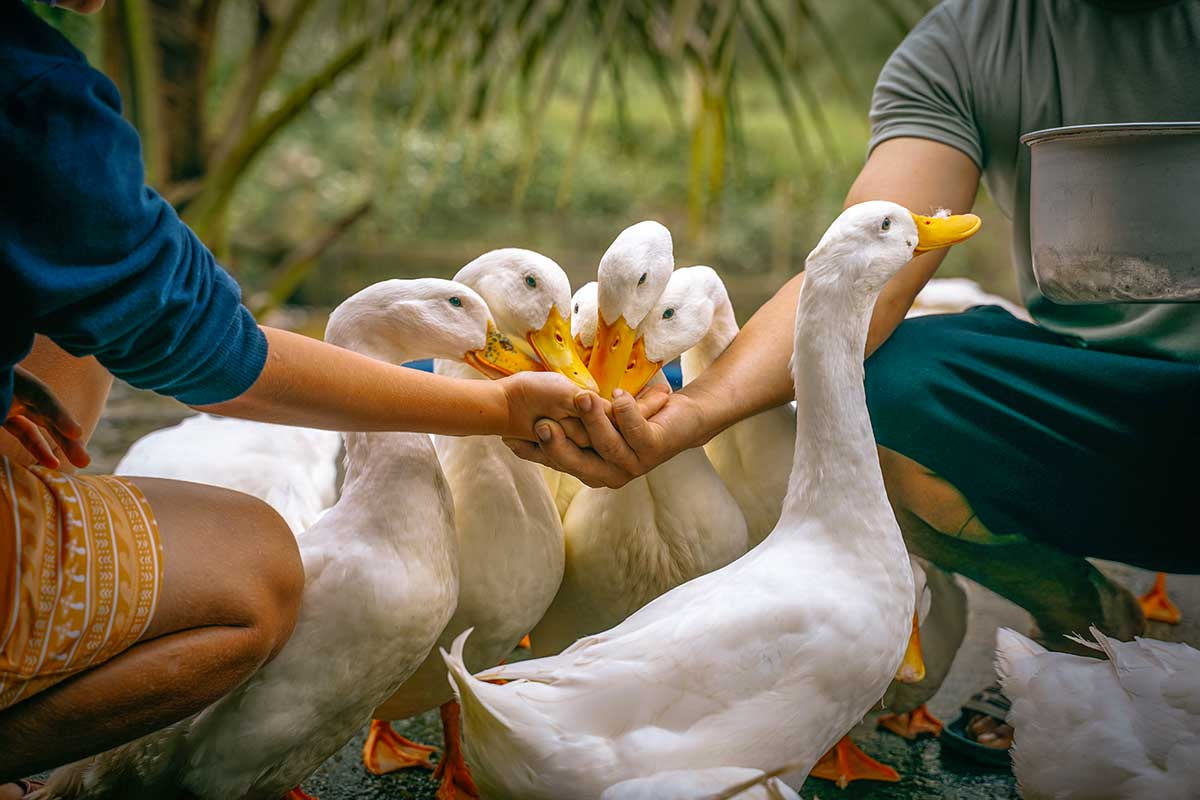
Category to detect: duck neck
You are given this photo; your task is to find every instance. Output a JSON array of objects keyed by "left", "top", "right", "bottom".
[
  {"left": 335, "top": 429, "right": 445, "bottom": 541},
  {"left": 680, "top": 300, "right": 739, "bottom": 384},
  {"left": 780, "top": 274, "right": 890, "bottom": 530}
]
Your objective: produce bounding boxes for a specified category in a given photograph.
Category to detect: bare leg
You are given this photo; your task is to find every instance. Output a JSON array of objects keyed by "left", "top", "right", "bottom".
[
  {"left": 0, "top": 478, "right": 303, "bottom": 780},
  {"left": 879, "top": 446, "right": 1145, "bottom": 647},
  {"left": 0, "top": 337, "right": 112, "bottom": 471}
]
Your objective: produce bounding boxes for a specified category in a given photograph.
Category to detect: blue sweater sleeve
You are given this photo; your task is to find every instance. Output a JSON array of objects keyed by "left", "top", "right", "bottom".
[{"left": 0, "top": 61, "right": 267, "bottom": 408}]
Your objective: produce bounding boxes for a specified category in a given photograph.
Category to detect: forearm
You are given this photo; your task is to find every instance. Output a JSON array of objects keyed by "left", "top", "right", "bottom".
[
  {"left": 676, "top": 272, "right": 803, "bottom": 444},
  {"left": 679, "top": 139, "right": 979, "bottom": 446},
  {"left": 679, "top": 254, "right": 952, "bottom": 445},
  {"left": 196, "top": 327, "right": 510, "bottom": 437}
]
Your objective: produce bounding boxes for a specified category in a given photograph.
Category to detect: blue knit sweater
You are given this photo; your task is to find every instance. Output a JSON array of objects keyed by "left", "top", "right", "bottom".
[{"left": 1, "top": 1, "right": 267, "bottom": 420}]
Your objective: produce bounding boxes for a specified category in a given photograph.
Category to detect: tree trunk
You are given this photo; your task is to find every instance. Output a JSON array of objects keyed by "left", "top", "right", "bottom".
[{"left": 151, "top": 0, "right": 221, "bottom": 197}]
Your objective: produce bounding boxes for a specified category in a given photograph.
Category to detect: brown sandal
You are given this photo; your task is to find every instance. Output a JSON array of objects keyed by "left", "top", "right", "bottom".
[{"left": 943, "top": 683, "right": 1013, "bottom": 767}]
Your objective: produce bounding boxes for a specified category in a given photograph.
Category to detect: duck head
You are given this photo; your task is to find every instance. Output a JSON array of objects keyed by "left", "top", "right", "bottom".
[
  {"left": 324, "top": 278, "right": 535, "bottom": 373},
  {"left": 618, "top": 265, "right": 732, "bottom": 396},
  {"left": 590, "top": 220, "right": 674, "bottom": 399},
  {"left": 805, "top": 201, "right": 982, "bottom": 295},
  {"left": 570, "top": 281, "right": 599, "bottom": 364},
  {"left": 454, "top": 249, "right": 597, "bottom": 390}
]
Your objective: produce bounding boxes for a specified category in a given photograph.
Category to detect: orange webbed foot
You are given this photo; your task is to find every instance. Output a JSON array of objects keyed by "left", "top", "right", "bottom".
[
  {"left": 434, "top": 701, "right": 481, "bottom": 800},
  {"left": 810, "top": 735, "right": 901, "bottom": 789},
  {"left": 1139, "top": 572, "right": 1182, "bottom": 625},
  {"left": 362, "top": 719, "right": 437, "bottom": 775},
  {"left": 877, "top": 703, "right": 944, "bottom": 739},
  {"left": 517, "top": 634, "right": 532, "bottom": 650},
  {"left": 282, "top": 788, "right": 319, "bottom": 800}
]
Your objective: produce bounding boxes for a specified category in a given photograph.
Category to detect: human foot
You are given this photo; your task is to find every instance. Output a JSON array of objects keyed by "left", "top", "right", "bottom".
[
  {"left": 964, "top": 712, "right": 1013, "bottom": 749},
  {"left": 954, "top": 684, "right": 1013, "bottom": 755}
]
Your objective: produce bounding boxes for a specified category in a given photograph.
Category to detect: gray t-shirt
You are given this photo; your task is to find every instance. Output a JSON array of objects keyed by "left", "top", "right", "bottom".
[{"left": 870, "top": 0, "right": 1200, "bottom": 361}]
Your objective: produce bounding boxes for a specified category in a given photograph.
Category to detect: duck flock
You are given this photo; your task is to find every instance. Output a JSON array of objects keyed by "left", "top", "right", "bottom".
[{"left": 37, "top": 204, "right": 1200, "bottom": 800}]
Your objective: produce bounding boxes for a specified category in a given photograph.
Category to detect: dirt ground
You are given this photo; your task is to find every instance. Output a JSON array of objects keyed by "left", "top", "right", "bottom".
[{"left": 80, "top": 382, "right": 1198, "bottom": 799}]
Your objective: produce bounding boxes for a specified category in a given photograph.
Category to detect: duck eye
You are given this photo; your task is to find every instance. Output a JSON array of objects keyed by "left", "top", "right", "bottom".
[
  {"left": 525, "top": 275, "right": 537, "bottom": 288},
  {"left": 574, "top": 303, "right": 579, "bottom": 314},
  {"left": 881, "top": 217, "right": 892, "bottom": 231},
  {"left": 638, "top": 272, "right": 648, "bottom": 286},
  {"left": 448, "top": 296, "right": 463, "bottom": 307},
  {"left": 662, "top": 308, "right": 675, "bottom": 319}
]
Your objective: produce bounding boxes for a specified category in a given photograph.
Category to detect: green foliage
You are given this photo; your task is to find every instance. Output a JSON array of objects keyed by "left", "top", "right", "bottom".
[{"left": 38, "top": 0, "right": 1020, "bottom": 319}]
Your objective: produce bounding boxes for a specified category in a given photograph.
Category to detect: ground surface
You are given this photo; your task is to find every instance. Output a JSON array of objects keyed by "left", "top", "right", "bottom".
[{"left": 80, "top": 382, "right": 1199, "bottom": 799}]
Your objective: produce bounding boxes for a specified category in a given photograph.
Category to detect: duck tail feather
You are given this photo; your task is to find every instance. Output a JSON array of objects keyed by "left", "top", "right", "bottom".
[
  {"left": 704, "top": 761, "right": 808, "bottom": 800},
  {"left": 994, "top": 627, "right": 1047, "bottom": 692},
  {"left": 1062, "top": 626, "right": 1106, "bottom": 654},
  {"left": 1084, "top": 625, "right": 1125, "bottom": 661},
  {"left": 441, "top": 628, "right": 515, "bottom": 738}
]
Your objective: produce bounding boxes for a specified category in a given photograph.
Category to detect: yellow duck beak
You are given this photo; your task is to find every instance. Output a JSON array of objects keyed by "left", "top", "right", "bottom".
[
  {"left": 588, "top": 314, "right": 638, "bottom": 400},
  {"left": 894, "top": 611, "right": 926, "bottom": 684},
  {"left": 911, "top": 212, "right": 982, "bottom": 253},
  {"left": 528, "top": 307, "right": 598, "bottom": 392},
  {"left": 465, "top": 321, "right": 544, "bottom": 378},
  {"left": 575, "top": 335, "right": 593, "bottom": 366},
  {"left": 616, "top": 336, "right": 661, "bottom": 397}
]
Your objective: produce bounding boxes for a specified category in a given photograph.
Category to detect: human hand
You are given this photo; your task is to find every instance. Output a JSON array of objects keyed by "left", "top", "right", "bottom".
[
  {"left": 4, "top": 367, "right": 90, "bottom": 469},
  {"left": 498, "top": 371, "right": 590, "bottom": 441},
  {"left": 505, "top": 384, "right": 706, "bottom": 488}
]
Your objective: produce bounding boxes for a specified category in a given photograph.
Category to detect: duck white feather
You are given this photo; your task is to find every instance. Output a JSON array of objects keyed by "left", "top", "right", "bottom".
[
  {"left": 439, "top": 202, "right": 964, "bottom": 799},
  {"left": 638, "top": 266, "right": 794, "bottom": 546},
  {"left": 995, "top": 626, "right": 1200, "bottom": 800},
  {"left": 881, "top": 557, "right": 967, "bottom": 716},
  {"left": 35, "top": 278, "right": 507, "bottom": 799},
  {"left": 115, "top": 415, "right": 340, "bottom": 535},
  {"left": 372, "top": 250, "right": 569, "bottom": 720},
  {"left": 600, "top": 765, "right": 802, "bottom": 800},
  {"left": 530, "top": 226, "right": 748, "bottom": 656}
]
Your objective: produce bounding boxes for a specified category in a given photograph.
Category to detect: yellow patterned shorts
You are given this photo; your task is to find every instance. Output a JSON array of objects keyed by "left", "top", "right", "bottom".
[{"left": 0, "top": 457, "right": 163, "bottom": 711}]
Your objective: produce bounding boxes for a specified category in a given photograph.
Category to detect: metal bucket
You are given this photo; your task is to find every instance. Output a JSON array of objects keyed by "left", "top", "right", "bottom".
[{"left": 1022, "top": 122, "right": 1200, "bottom": 303}]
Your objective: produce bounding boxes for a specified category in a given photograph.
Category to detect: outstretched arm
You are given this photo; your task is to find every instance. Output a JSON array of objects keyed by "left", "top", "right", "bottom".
[
  {"left": 199, "top": 327, "right": 585, "bottom": 442},
  {"left": 514, "top": 138, "right": 981, "bottom": 487}
]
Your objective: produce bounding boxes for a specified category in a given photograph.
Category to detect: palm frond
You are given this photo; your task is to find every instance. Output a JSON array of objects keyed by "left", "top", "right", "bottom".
[{"left": 556, "top": 0, "right": 627, "bottom": 207}]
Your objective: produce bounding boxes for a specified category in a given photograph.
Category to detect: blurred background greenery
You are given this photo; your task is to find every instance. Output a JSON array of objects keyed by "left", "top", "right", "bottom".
[{"left": 40, "top": 0, "right": 1015, "bottom": 326}]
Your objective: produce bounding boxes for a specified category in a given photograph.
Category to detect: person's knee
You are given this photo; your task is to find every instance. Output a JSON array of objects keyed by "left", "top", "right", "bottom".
[
  {"left": 865, "top": 327, "right": 940, "bottom": 439},
  {"left": 878, "top": 447, "right": 986, "bottom": 541},
  {"left": 224, "top": 492, "right": 304, "bottom": 662}
]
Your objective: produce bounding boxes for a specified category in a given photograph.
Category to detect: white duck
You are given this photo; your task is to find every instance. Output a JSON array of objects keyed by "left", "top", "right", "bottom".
[
  {"left": 810, "top": 557, "right": 969, "bottom": 788},
  {"left": 626, "top": 266, "right": 794, "bottom": 546},
  {"left": 529, "top": 232, "right": 748, "bottom": 657},
  {"left": 995, "top": 626, "right": 1200, "bottom": 800},
  {"left": 115, "top": 415, "right": 341, "bottom": 535},
  {"left": 633, "top": 269, "right": 974, "bottom": 785},
  {"left": 587, "top": 220, "right": 676, "bottom": 399},
  {"left": 628, "top": 270, "right": 1023, "bottom": 546},
  {"left": 441, "top": 202, "right": 981, "bottom": 799},
  {"left": 877, "top": 558, "right": 967, "bottom": 738},
  {"left": 35, "top": 278, "right": 535, "bottom": 800},
  {"left": 570, "top": 280, "right": 600, "bottom": 364},
  {"left": 363, "top": 250, "right": 589, "bottom": 798}
]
